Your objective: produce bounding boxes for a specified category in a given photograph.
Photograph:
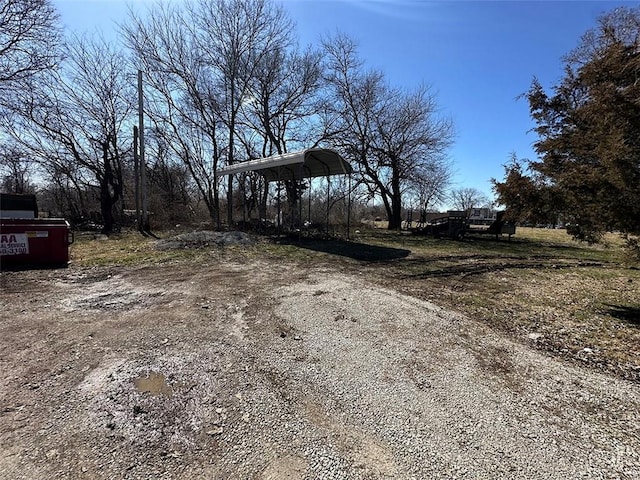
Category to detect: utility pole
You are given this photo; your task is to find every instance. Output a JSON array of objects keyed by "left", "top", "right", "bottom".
[
  {"left": 138, "top": 70, "right": 149, "bottom": 232},
  {"left": 133, "top": 126, "right": 141, "bottom": 228}
]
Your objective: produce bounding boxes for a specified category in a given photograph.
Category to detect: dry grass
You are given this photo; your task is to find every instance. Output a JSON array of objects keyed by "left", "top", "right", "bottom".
[
  {"left": 70, "top": 226, "right": 640, "bottom": 382},
  {"left": 70, "top": 230, "right": 238, "bottom": 267},
  {"left": 350, "top": 227, "right": 640, "bottom": 381}
]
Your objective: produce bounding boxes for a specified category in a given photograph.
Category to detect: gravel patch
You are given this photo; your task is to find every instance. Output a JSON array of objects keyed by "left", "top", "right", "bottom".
[
  {"left": 258, "top": 272, "right": 640, "bottom": 479},
  {"left": 1, "top": 261, "right": 638, "bottom": 479}
]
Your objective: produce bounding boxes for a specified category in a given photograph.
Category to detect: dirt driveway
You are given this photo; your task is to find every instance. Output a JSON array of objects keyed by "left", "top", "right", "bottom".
[{"left": 1, "top": 258, "right": 639, "bottom": 479}]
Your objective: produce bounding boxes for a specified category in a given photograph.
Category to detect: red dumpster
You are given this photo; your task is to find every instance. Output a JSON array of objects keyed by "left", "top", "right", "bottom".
[{"left": 1, "top": 218, "right": 74, "bottom": 267}]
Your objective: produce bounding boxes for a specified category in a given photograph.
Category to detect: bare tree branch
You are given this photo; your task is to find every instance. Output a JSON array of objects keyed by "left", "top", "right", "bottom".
[
  {"left": 323, "top": 33, "right": 454, "bottom": 229},
  {"left": 0, "top": 0, "right": 61, "bottom": 88}
]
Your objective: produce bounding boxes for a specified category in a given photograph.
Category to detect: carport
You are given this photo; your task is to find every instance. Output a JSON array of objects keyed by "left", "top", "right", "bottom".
[{"left": 218, "top": 148, "right": 354, "bottom": 236}]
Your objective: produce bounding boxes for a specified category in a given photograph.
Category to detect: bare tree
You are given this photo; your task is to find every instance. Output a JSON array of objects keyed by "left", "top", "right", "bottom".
[
  {"left": 405, "top": 158, "right": 453, "bottom": 212},
  {"left": 323, "top": 34, "right": 454, "bottom": 230},
  {"left": 238, "top": 43, "right": 324, "bottom": 220},
  {"left": 123, "top": 0, "right": 292, "bottom": 228},
  {"left": 6, "top": 33, "right": 135, "bottom": 233},
  {"left": 449, "top": 187, "right": 490, "bottom": 213},
  {"left": 145, "top": 131, "right": 196, "bottom": 223},
  {"left": 0, "top": 144, "right": 36, "bottom": 193},
  {"left": 0, "top": 0, "right": 62, "bottom": 169},
  {"left": 122, "top": 2, "right": 225, "bottom": 227},
  {"left": 0, "top": 0, "right": 61, "bottom": 89},
  {"left": 192, "top": 0, "right": 292, "bottom": 227},
  {"left": 242, "top": 46, "right": 323, "bottom": 155},
  {"left": 374, "top": 85, "right": 454, "bottom": 228}
]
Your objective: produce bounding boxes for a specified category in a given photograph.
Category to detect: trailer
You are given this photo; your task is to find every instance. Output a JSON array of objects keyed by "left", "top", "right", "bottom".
[
  {"left": 466, "top": 211, "right": 516, "bottom": 240},
  {"left": 407, "top": 209, "right": 516, "bottom": 241},
  {"left": 411, "top": 211, "right": 468, "bottom": 240}
]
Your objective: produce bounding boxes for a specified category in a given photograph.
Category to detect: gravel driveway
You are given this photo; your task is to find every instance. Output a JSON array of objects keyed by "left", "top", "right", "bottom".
[{"left": 0, "top": 259, "right": 638, "bottom": 479}]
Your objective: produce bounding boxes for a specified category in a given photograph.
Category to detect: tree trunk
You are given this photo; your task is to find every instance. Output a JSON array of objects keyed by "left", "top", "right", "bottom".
[
  {"left": 259, "top": 178, "right": 268, "bottom": 221},
  {"left": 100, "top": 187, "right": 115, "bottom": 235},
  {"left": 206, "top": 191, "right": 218, "bottom": 227},
  {"left": 214, "top": 185, "right": 221, "bottom": 231},
  {"left": 388, "top": 196, "right": 402, "bottom": 230},
  {"left": 99, "top": 139, "right": 122, "bottom": 235},
  {"left": 226, "top": 175, "right": 233, "bottom": 229},
  {"left": 387, "top": 166, "right": 403, "bottom": 230}
]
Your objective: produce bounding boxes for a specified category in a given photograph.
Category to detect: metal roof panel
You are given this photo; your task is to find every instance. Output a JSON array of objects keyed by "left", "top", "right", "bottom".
[{"left": 218, "top": 148, "right": 352, "bottom": 181}]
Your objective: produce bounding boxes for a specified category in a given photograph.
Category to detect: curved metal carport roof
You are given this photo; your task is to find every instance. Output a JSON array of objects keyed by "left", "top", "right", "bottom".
[{"left": 217, "top": 148, "right": 352, "bottom": 181}]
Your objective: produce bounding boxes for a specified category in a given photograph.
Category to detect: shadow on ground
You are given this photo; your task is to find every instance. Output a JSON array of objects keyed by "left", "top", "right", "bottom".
[
  {"left": 279, "top": 237, "right": 411, "bottom": 262},
  {"left": 604, "top": 304, "right": 640, "bottom": 327},
  {"left": 400, "top": 258, "right": 605, "bottom": 279}
]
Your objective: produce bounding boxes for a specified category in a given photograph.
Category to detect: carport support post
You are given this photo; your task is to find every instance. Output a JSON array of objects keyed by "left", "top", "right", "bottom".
[
  {"left": 298, "top": 184, "right": 303, "bottom": 242},
  {"left": 326, "top": 175, "right": 330, "bottom": 235},
  {"left": 298, "top": 162, "right": 304, "bottom": 241},
  {"left": 242, "top": 174, "right": 247, "bottom": 226},
  {"left": 308, "top": 178, "right": 312, "bottom": 225},
  {"left": 347, "top": 173, "right": 352, "bottom": 240},
  {"left": 276, "top": 179, "right": 281, "bottom": 236}
]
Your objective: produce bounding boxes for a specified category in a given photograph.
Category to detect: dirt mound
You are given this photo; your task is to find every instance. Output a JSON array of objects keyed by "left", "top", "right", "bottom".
[{"left": 154, "top": 230, "right": 254, "bottom": 250}]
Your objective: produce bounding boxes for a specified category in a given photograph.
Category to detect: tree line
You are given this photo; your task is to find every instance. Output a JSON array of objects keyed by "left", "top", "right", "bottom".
[
  {"left": 0, "top": 0, "right": 455, "bottom": 233},
  {"left": 5, "top": 0, "right": 636, "bottom": 248}
]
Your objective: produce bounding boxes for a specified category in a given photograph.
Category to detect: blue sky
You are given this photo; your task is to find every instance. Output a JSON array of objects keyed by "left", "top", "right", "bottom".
[{"left": 52, "top": 0, "right": 635, "bottom": 202}]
